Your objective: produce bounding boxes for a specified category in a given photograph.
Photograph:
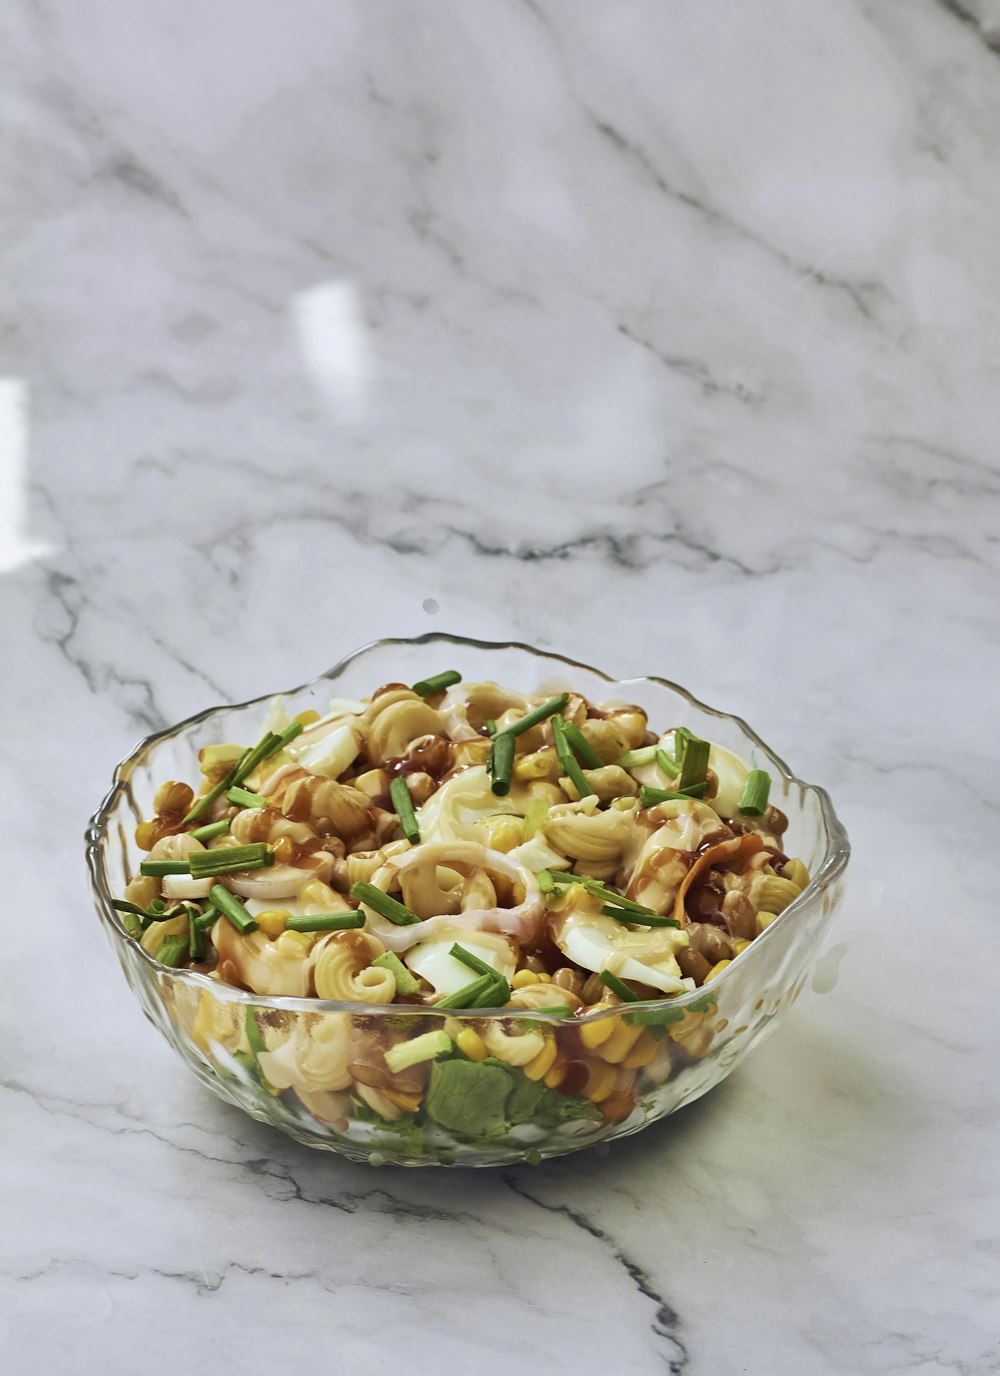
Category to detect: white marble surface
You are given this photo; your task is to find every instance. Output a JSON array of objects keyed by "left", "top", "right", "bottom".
[{"left": 3, "top": 1, "right": 999, "bottom": 1371}]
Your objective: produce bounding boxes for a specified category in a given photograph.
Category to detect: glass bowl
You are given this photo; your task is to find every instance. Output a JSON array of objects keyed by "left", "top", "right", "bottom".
[{"left": 86, "top": 635, "right": 849, "bottom": 1167}]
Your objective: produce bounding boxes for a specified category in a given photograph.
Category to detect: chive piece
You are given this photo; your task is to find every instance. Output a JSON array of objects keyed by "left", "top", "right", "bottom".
[
  {"left": 114, "top": 906, "right": 143, "bottom": 939},
  {"left": 275, "top": 720, "right": 304, "bottom": 749},
  {"left": 436, "top": 973, "right": 509, "bottom": 1010},
  {"left": 561, "top": 719, "right": 603, "bottom": 770},
  {"left": 350, "top": 881, "right": 420, "bottom": 926},
  {"left": 188, "top": 910, "right": 206, "bottom": 962},
  {"left": 625, "top": 1005, "right": 686, "bottom": 1027},
  {"left": 285, "top": 910, "right": 366, "bottom": 933},
  {"left": 503, "top": 694, "right": 569, "bottom": 739},
  {"left": 189, "top": 843, "right": 274, "bottom": 878},
  {"left": 189, "top": 818, "right": 231, "bottom": 843},
  {"left": 245, "top": 1007, "right": 267, "bottom": 1058},
  {"left": 208, "top": 884, "right": 259, "bottom": 934},
  {"left": 449, "top": 943, "right": 499, "bottom": 978},
  {"left": 552, "top": 716, "right": 594, "bottom": 798},
  {"left": 412, "top": 670, "right": 462, "bottom": 697},
  {"left": 602, "top": 905, "right": 680, "bottom": 928},
  {"left": 112, "top": 898, "right": 187, "bottom": 923},
  {"left": 639, "top": 783, "right": 707, "bottom": 808},
  {"left": 536, "top": 869, "right": 556, "bottom": 893},
  {"left": 227, "top": 786, "right": 269, "bottom": 809},
  {"left": 384, "top": 1029, "right": 453, "bottom": 1073},
  {"left": 138, "top": 859, "right": 190, "bottom": 877},
  {"left": 483, "top": 717, "right": 497, "bottom": 736},
  {"left": 157, "top": 935, "right": 189, "bottom": 968},
  {"left": 372, "top": 951, "right": 420, "bottom": 995},
  {"left": 389, "top": 776, "right": 421, "bottom": 844},
  {"left": 183, "top": 724, "right": 299, "bottom": 826},
  {"left": 489, "top": 731, "right": 515, "bottom": 796},
  {"left": 738, "top": 770, "right": 771, "bottom": 816},
  {"left": 598, "top": 970, "right": 641, "bottom": 1002},
  {"left": 532, "top": 1005, "right": 574, "bottom": 1019},
  {"left": 673, "top": 727, "right": 694, "bottom": 761},
  {"left": 656, "top": 748, "right": 680, "bottom": 779},
  {"left": 542, "top": 869, "right": 658, "bottom": 917},
  {"left": 678, "top": 736, "right": 710, "bottom": 791},
  {"left": 617, "top": 745, "right": 658, "bottom": 768}
]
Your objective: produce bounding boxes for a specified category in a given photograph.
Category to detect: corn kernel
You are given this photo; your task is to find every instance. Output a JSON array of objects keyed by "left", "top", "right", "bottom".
[
  {"left": 522, "top": 1037, "right": 558, "bottom": 1081},
  {"left": 513, "top": 748, "right": 560, "bottom": 782},
  {"left": 756, "top": 910, "right": 779, "bottom": 935},
  {"left": 732, "top": 939, "right": 752, "bottom": 955},
  {"left": 582, "top": 1060, "right": 618, "bottom": 1103},
  {"left": 295, "top": 709, "right": 321, "bottom": 726},
  {"left": 599, "top": 1021, "right": 645, "bottom": 1064},
  {"left": 543, "top": 1059, "right": 566, "bottom": 1089},
  {"left": 512, "top": 969, "right": 542, "bottom": 990},
  {"left": 579, "top": 1007, "right": 616, "bottom": 1049},
  {"left": 271, "top": 836, "right": 296, "bottom": 865},
  {"left": 383, "top": 1088, "right": 422, "bottom": 1113},
  {"left": 255, "top": 908, "right": 289, "bottom": 938},
  {"left": 455, "top": 1028, "right": 487, "bottom": 1061},
  {"left": 621, "top": 1033, "right": 658, "bottom": 1069},
  {"left": 134, "top": 820, "right": 160, "bottom": 852},
  {"left": 485, "top": 817, "right": 524, "bottom": 853},
  {"left": 277, "top": 930, "right": 314, "bottom": 952},
  {"left": 705, "top": 959, "right": 732, "bottom": 982}
]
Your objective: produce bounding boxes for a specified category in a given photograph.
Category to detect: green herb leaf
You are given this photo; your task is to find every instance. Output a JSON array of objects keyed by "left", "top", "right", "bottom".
[{"left": 424, "top": 1059, "right": 513, "bottom": 1137}]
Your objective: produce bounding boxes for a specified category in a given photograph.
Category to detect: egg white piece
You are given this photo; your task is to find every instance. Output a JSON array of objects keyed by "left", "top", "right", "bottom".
[
  {"left": 404, "top": 929, "right": 516, "bottom": 995},
  {"left": 294, "top": 723, "right": 362, "bottom": 780},
  {"left": 553, "top": 908, "right": 693, "bottom": 996}
]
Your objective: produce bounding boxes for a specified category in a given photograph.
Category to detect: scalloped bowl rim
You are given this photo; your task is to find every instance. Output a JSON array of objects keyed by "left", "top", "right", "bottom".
[{"left": 85, "top": 633, "right": 850, "bottom": 1022}]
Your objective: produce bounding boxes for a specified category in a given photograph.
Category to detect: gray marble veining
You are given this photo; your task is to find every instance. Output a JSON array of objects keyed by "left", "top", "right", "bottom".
[{"left": 2, "top": 1, "right": 999, "bottom": 1372}]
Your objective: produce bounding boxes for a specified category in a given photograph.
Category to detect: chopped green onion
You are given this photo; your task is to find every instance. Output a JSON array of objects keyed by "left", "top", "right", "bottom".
[
  {"left": 502, "top": 694, "right": 569, "bottom": 739},
  {"left": 275, "top": 720, "right": 304, "bottom": 750},
  {"left": 435, "top": 973, "right": 510, "bottom": 1010},
  {"left": 227, "top": 786, "right": 269, "bottom": 809},
  {"left": 183, "top": 724, "right": 298, "bottom": 826},
  {"left": 738, "top": 770, "right": 772, "bottom": 816},
  {"left": 181, "top": 746, "right": 253, "bottom": 826},
  {"left": 113, "top": 906, "right": 143, "bottom": 939},
  {"left": 678, "top": 736, "right": 710, "bottom": 791},
  {"left": 138, "top": 859, "right": 189, "bottom": 877},
  {"left": 193, "top": 906, "right": 218, "bottom": 932},
  {"left": 285, "top": 910, "right": 366, "bottom": 933},
  {"left": 372, "top": 951, "right": 420, "bottom": 995},
  {"left": 625, "top": 1005, "right": 686, "bottom": 1027},
  {"left": 245, "top": 1007, "right": 267, "bottom": 1058},
  {"left": 531, "top": 1005, "right": 574, "bottom": 1019},
  {"left": 673, "top": 727, "right": 694, "bottom": 760},
  {"left": 208, "top": 884, "right": 259, "bottom": 934},
  {"left": 350, "top": 881, "right": 420, "bottom": 926},
  {"left": 639, "top": 783, "right": 707, "bottom": 808},
  {"left": 552, "top": 716, "right": 594, "bottom": 798},
  {"left": 617, "top": 745, "right": 658, "bottom": 768},
  {"left": 449, "top": 943, "right": 500, "bottom": 978},
  {"left": 412, "top": 670, "right": 462, "bottom": 697},
  {"left": 189, "top": 843, "right": 274, "bottom": 878},
  {"left": 561, "top": 719, "right": 603, "bottom": 770},
  {"left": 536, "top": 869, "right": 556, "bottom": 893},
  {"left": 157, "top": 935, "right": 189, "bottom": 968},
  {"left": 598, "top": 971, "right": 641, "bottom": 1002},
  {"left": 483, "top": 717, "right": 497, "bottom": 736},
  {"left": 656, "top": 748, "right": 680, "bottom": 778},
  {"left": 489, "top": 731, "right": 515, "bottom": 796},
  {"left": 602, "top": 905, "right": 680, "bottom": 928},
  {"left": 389, "top": 776, "right": 421, "bottom": 844},
  {"left": 188, "top": 818, "right": 231, "bottom": 843},
  {"left": 384, "top": 1029, "right": 453, "bottom": 1072},
  {"left": 522, "top": 797, "right": 548, "bottom": 840},
  {"left": 188, "top": 910, "right": 206, "bottom": 962},
  {"left": 541, "top": 870, "right": 656, "bottom": 917},
  {"left": 112, "top": 897, "right": 187, "bottom": 923}
]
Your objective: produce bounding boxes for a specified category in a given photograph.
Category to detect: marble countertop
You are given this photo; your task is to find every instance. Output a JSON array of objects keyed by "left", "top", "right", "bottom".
[{"left": 3, "top": 1, "right": 999, "bottom": 1371}]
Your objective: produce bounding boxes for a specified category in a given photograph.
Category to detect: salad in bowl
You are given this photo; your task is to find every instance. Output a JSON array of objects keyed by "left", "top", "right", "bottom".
[{"left": 87, "top": 637, "right": 848, "bottom": 1166}]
